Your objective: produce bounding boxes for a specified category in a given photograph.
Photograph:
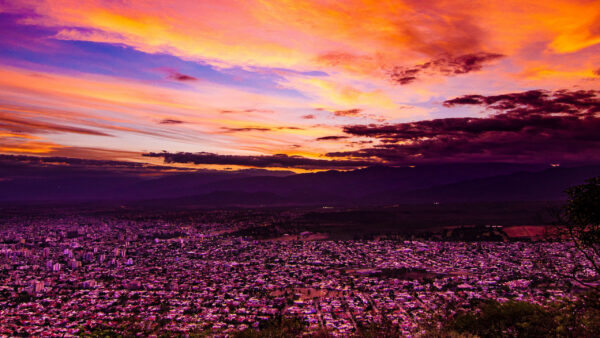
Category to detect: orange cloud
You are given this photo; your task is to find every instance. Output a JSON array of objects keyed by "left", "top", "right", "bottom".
[
  {"left": 1, "top": 0, "right": 599, "bottom": 167},
  {"left": 3, "top": 0, "right": 598, "bottom": 93},
  {"left": 0, "top": 137, "right": 62, "bottom": 154},
  {"left": 5, "top": 0, "right": 597, "bottom": 76}
]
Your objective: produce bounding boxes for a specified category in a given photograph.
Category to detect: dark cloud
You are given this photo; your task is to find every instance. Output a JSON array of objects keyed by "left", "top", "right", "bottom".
[
  {"left": 316, "top": 135, "right": 350, "bottom": 141},
  {"left": 329, "top": 89, "right": 600, "bottom": 164},
  {"left": 333, "top": 109, "right": 363, "bottom": 117},
  {"left": 221, "top": 126, "right": 303, "bottom": 133},
  {"left": 0, "top": 154, "right": 192, "bottom": 176},
  {"left": 302, "top": 114, "right": 315, "bottom": 119},
  {"left": 221, "top": 127, "right": 271, "bottom": 133},
  {"left": 443, "top": 53, "right": 505, "bottom": 73},
  {"left": 443, "top": 89, "right": 600, "bottom": 116},
  {"left": 143, "top": 151, "right": 371, "bottom": 169},
  {"left": 167, "top": 71, "right": 198, "bottom": 82},
  {"left": 389, "top": 52, "right": 504, "bottom": 85},
  {"left": 159, "top": 119, "right": 184, "bottom": 125},
  {"left": 350, "top": 140, "right": 373, "bottom": 145}
]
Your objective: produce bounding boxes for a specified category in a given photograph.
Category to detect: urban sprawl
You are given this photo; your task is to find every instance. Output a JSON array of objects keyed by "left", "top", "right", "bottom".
[{"left": 0, "top": 214, "right": 595, "bottom": 336}]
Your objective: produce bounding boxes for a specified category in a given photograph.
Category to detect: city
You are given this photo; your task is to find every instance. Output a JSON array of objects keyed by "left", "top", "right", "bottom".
[{"left": 1, "top": 210, "right": 596, "bottom": 336}]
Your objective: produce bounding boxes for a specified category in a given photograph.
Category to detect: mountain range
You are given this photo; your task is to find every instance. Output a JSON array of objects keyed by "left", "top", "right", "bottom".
[{"left": 1, "top": 162, "right": 598, "bottom": 206}]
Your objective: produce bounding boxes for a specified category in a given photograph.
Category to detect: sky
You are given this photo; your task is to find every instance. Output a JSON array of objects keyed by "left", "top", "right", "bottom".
[{"left": 0, "top": 0, "right": 599, "bottom": 171}]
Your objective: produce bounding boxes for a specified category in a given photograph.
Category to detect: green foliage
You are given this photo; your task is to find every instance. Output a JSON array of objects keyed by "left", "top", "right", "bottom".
[
  {"left": 232, "top": 316, "right": 306, "bottom": 338},
  {"left": 353, "top": 317, "right": 404, "bottom": 338},
  {"left": 559, "top": 177, "right": 600, "bottom": 286},
  {"left": 14, "top": 291, "right": 32, "bottom": 304},
  {"left": 555, "top": 291, "right": 600, "bottom": 337},
  {"left": 564, "top": 177, "right": 600, "bottom": 254},
  {"left": 80, "top": 316, "right": 215, "bottom": 337},
  {"left": 434, "top": 296, "right": 600, "bottom": 338},
  {"left": 446, "top": 301, "right": 554, "bottom": 337}
]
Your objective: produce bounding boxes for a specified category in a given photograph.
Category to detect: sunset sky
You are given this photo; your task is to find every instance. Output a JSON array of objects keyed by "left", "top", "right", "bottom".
[{"left": 1, "top": 0, "right": 599, "bottom": 171}]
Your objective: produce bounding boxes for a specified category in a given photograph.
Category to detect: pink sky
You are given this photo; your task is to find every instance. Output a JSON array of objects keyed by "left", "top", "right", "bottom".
[{"left": 0, "top": 0, "right": 599, "bottom": 170}]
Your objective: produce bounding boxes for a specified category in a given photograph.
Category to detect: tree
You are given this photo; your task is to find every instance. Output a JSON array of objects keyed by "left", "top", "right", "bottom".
[
  {"left": 232, "top": 316, "right": 307, "bottom": 338},
  {"left": 354, "top": 316, "right": 404, "bottom": 338},
  {"left": 559, "top": 176, "right": 600, "bottom": 288},
  {"left": 443, "top": 300, "right": 556, "bottom": 337},
  {"left": 433, "top": 298, "right": 600, "bottom": 337}
]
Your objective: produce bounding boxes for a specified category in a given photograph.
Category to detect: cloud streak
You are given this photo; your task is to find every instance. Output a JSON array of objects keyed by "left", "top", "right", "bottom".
[
  {"left": 159, "top": 119, "right": 185, "bottom": 125},
  {"left": 0, "top": 154, "right": 194, "bottom": 176},
  {"left": 0, "top": 113, "right": 112, "bottom": 136},
  {"left": 333, "top": 109, "right": 363, "bottom": 117},
  {"left": 143, "top": 151, "right": 371, "bottom": 169},
  {"left": 221, "top": 127, "right": 271, "bottom": 133},
  {"left": 316, "top": 136, "right": 349, "bottom": 141}
]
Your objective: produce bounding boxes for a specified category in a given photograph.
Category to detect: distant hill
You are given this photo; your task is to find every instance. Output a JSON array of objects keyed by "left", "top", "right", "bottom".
[
  {"left": 0, "top": 165, "right": 293, "bottom": 202},
  {"left": 367, "top": 165, "right": 600, "bottom": 204},
  {"left": 0, "top": 162, "right": 598, "bottom": 205},
  {"left": 196, "top": 163, "right": 547, "bottom": 198}
]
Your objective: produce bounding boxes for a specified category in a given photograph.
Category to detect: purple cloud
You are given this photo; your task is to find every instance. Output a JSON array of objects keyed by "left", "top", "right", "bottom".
[
  {"left": 333, "top": 109, "right": 363, "bottom": 117},
  {"left": 0, "top": 154, "right": 191, "bottom": 175},
  {"left": 159, "top": 119, "right": 184, "bottom": 125},
  {"left": 143, "top": 151, "right": 372, "bottom": 169},
  {"left": 167, "top": 71, "right": 198, "bottom": 82},
  {"left": 328, "top": 89, "right": 600, "bottom": 164},
  {"left": 221, "top": 127, "right": 271, "bottom": 132},
  {"left": 316, "top": 136, "right": 350, "bottom": 141},
  {"left": 389, "top": 52, "right": 504, "bottom": 85}
]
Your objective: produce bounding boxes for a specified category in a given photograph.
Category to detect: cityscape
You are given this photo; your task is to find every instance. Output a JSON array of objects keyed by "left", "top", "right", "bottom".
[{"left": 1, "top": 203, "right": 599, "bottom": 336}]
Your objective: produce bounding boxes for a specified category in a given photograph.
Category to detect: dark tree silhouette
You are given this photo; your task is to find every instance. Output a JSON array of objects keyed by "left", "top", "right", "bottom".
[{"left": 559, "top": 177, "right": 600, "bottom": 288}]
